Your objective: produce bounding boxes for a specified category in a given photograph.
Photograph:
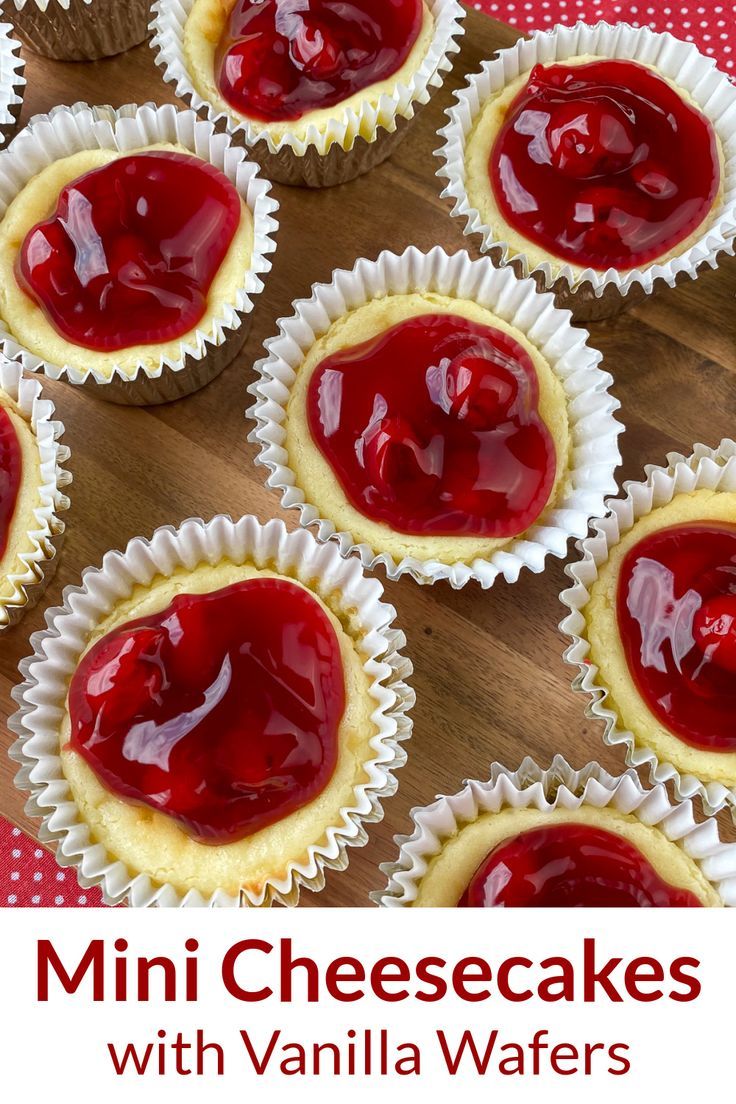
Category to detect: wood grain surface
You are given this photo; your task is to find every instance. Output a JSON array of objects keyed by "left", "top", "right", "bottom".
[{"left": 1, "top": 7, "right": 734, "bottom": 907}]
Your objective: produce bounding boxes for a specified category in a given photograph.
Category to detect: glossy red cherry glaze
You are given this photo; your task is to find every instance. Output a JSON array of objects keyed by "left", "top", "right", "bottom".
[
  {"left": 307, "top": 314, "right": 556, "bottom": 537},
  {"left": 67, "top": 578, "right": 346, "bottom": 844},
  {"left": 0, "top": 405, "right": 22, "bottom": 560},
  {"left": 16, "top": 152, "right": 241, "bottom": 352},
  {"left": 459, "top": 823, "right": 702, "bottom": 907},
  {"left": 215, "top": 0, "right": 424, "bottom": 122},
  {"left": 490, "top": 60, "right": 720, "bottom": 271},
  {"left": 618, "top": 522, "right": 736, "bottom": 752}
]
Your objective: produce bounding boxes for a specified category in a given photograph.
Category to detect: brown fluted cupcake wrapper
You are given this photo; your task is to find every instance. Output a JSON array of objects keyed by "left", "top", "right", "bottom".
[
  {"left": 10, "top": 0, "right": 151, "bottom": 61},
  {"left": 0, "top": 22, "right": 24, "bottom": 147},
  {"left": 243, "top": 114, "right": 414, "bottom": 190}
]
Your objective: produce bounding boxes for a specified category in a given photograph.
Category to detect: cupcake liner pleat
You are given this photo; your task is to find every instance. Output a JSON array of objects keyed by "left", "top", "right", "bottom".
[
  {"left": 10, "top": 0, "right": 151, "bottom": 61},
  {"left": 0, "top": 23, "right": 24, "bottom": 147}
]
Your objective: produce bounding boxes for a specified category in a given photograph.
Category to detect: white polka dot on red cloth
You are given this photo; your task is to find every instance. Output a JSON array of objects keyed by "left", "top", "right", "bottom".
[
  {"left": 473, "top": 0, "right": 735, "bottom": 73},
  {"left": 0, "top": 818, "right": 105, "bottom": 907}
]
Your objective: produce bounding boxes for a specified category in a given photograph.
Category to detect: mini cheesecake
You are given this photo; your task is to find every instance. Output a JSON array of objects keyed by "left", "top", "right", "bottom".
[
  {"left": 0, "top": 382, "right": 42, "bottom": 609},
  {"left": 410, "top": 805, "right": 721, "bottom": 907},
  {"left": 283, "top": 291, "right": 571, "bottom": 566},
  {"left": 58, "top": 559, "right": 379, "bottom": 900},
  {"left": 464, "top": 56, "right": 724, "bottom": 277},
  {"left": 584, "top": 489, "right": 736, "bottom": 792},
  {"left": 0, "top": 142, "right": 253, "bottom": 380},
  {"left": 183, "top": 0, "right": 437, "bottom": 143}
]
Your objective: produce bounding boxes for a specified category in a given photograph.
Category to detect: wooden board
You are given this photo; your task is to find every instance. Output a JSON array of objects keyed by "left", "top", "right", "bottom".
[{"left": 1, "top": 7, "right": 734, "bottom": 907}]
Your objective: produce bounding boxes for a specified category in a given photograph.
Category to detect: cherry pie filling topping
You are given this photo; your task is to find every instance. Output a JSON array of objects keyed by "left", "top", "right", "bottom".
[
  {"left": 307, "top": 313, "right": 557, "bottom": 537},
  {"left": 490, "top": 60, "right": 720, "bottom": 271},
  {"left": 215, "top": 0, "right": 425, "bottom": 122},
  {"left": 617, "top": 522, "right": 736, "bottom": 752},
  {"left": 16, "top": 151, "right": 241, "bottom": 352},
  {"left": 459, "top": 822, "right": 703, "bottom": 907},
  {"left": 68, "top": 578, "right": 347, "bottom": 844}
]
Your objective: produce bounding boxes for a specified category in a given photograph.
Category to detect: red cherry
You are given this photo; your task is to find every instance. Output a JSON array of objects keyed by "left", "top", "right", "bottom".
[
  {"left": 361, "top": 415, "right": 438, "bottom": 500},
  {"left": 68, "top": 580, "right": 345, "bottom": 844},
  {"left": 220, "top": 32, "right": 271, "bottom": 86},
  {"left": 546, "top": 99, "right": 635, "bottom": 179},
  {"left": 289, "top": 20, "right": 341, "bottom": 79},
  {"left": 575, "top": 184, "right": 643, "bottom": 216},
  {"left": 631, "top": 159, "right": 678, "bottom": 199},
  {"left": 525, "top": 62, "right": 556, "bottom": 97},
  {"left": 161, "top": 598, "right": 224, "bottom": 689},
  {"left": 106, "top": 231, "right": 145, "bottom": 268},
  {"left": 442, "top": 353, "right": 519, "bottom": 429},
  {"left": 693, "top": 595, "right": 736, "bottom": 674},
  {"left": 573, "top": 185, "right": 649, "bottom": 259},
  {"left": 84, "top": 627, "right": 167, "bottom": 728},
  {"left": 105, "top": 233, "right": 154, "bottom": 302},
  {"left": 221, "top": 35, "right": 292, "bottom": 117}
]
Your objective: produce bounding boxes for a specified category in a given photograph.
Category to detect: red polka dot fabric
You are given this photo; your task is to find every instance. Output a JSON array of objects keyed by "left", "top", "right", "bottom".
[
  {"left": 1, "top": 3, "right": 733, "bottom": 907},
  {"left": 471, "top": 1, "right": 736, "bottom": 72},
  {"left": 1, "top": 819, "right": 104, "bottom": 907}
]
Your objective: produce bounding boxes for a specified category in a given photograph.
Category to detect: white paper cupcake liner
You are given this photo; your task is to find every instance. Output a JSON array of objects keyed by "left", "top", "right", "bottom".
[
  {"left": 0, "top": 23, "right": 24, "bottom": 147},
  {"left": 560, "top": 439, "right": 736, "bottom": 819},
  {"left": 437, "top": 22, "right": 736, "bottom": 317},
  {"left": 0, "top": 101, "right": 279, "bottom": 405},
  {"left": 9, "top": 0, "right": 151, "bottom": 61},
  {"left": 374, "top": 756, "right": 736, "bottom": 907},
  {"left": 0, "top": 356, "right": 71, "bottom": 632},
  {"left": 9, "top": 514, "right": 414, "bottom": 907},
  {"left": 150, "top": 0, "right": 466, "bottom": 187},
  {"left": 247, "top": 245, "right": 623, "bottom": 589}
]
